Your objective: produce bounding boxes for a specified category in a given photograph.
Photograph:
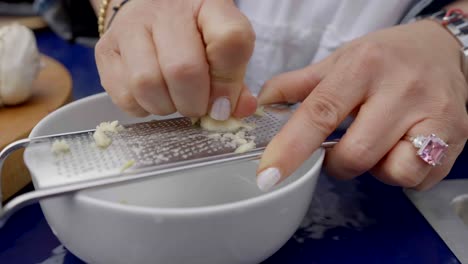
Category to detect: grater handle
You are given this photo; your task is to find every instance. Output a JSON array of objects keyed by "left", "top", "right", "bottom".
[
  {"left": 0, "top": 139, "right": 339, "bottom": 228},
  {"left": 0, "top": 147, "right": 265, "bottom": 228},
  {"left": 0, "top": 139, "right": 32, "bottom": 201},
  {"left": 0, "top": 137, "right": 53, "bottom": 202}
]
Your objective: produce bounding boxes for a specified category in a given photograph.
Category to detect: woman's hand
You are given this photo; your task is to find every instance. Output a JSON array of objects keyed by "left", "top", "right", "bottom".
[
  {"left": 257, "top": 20, "right": 468, "bottom": 191},
  {"left": 95, "top": 0, "right": 257, "bottom": 120}
]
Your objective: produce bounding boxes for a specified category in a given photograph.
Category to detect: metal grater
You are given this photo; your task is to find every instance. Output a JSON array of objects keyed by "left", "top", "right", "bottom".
[
  {"left": 0, "top": 104, "right": 338, "bottom": 226},
  {"left": 24, "top": 105, "right": 293, "bottom": 184}
]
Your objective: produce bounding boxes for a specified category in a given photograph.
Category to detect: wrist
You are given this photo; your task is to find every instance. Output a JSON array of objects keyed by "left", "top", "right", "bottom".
[
  {"left": 412, "top": 19, "right": 468, "bottom": 101},
  {"left": 414, "top": 8, "right": 468, "bottom": 101},
  {"left": 419, "top": 19, "right": 461, "bottom": 50},
  {"left": 411, "top": 19, "right": 462, "bottom": 63}
]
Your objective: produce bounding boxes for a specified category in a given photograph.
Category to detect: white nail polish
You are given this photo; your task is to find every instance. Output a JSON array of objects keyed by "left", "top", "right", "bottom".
[
  {"left": 210, "top": 97, "right": 231, "bottom": 121},
  {"left": 257, "top": 167, "right": 281, "bottom": 192}
]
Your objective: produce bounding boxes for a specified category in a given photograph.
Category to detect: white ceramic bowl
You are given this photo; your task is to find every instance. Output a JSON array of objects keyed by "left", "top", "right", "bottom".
[{"left": 24, "top": 93, "right": 324, "bottom": 264}]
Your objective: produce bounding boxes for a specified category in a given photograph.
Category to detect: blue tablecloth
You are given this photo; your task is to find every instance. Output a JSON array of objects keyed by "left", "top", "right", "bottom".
[{"left": 0, "top": 30, "right": 465, "bottom": 264}]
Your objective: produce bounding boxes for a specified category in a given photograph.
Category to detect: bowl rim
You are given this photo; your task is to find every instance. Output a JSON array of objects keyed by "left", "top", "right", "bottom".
[{"left": 28, "top": 92, "right": 324, "bottom": 216}]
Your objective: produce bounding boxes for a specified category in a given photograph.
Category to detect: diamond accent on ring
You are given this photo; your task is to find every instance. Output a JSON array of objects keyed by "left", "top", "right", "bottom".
[
  {"left": 411, "top": 134, "right": 448, "bottom": 166},
  {"left": 412, "top": 136, "right": 426, "bottom": 148}
]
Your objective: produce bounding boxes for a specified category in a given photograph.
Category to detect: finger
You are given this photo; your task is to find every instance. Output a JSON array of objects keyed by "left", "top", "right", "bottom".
[
  {"left": 152, "top": 3, "right": 210, "bottom": 117},
  {"left": 370, "top": 140, "right": 433, "bottom": 188},
  {"left": 415, "top": 102, "right": 468, "bottom": 190},
  {"left": 95, "top": 36, "right": 148, "bottom": 117},
  {"left": 370, "top": 119, "right": 453, "bottom": 188},
  {"left": 199, "top": 0, "right": 255, "bottom": 120},
  {"left": 414, "top": 141, "right": 466, "bottom": 190},
  {"left": 324, "top": 91, "right": 419, "bottom": 179},
  {"left": 256, "top": 53, "right": 373, "bottom": 191},
  {"left": 258, "top": 56, "right": 336, "bottom": 105},
  {"left": 232, "top": 84, "right": 257, "bottom": 118},
  {"left": 119, "top": 27, "right": 176, "bottom": 115}
]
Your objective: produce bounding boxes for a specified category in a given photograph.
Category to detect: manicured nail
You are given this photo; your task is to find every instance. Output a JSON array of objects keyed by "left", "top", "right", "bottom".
[
  {"left": 210, "top": 97, "right": 231, "bottom": 121},
  {"left": 257, "top": 167, "right": 281, "bottom": 192}
]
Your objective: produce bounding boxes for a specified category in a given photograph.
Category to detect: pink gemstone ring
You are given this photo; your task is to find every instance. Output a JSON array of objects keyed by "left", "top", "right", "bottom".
[{"left": 406, "top": 134, "right": 448, "bottom": 166}]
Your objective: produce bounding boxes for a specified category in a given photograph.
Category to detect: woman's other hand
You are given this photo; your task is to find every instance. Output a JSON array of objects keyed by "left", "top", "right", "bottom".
[
  {"left": 95, "top": 0, "right": 257, "bottom": 120},
  {"left": 257, "top": 20, "right": 468, "bottom": 191}
]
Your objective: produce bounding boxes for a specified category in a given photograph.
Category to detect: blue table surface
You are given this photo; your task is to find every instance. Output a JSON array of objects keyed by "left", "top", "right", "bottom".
[{"left": 0, "top": 30, "right": 467, "bottom": 264}]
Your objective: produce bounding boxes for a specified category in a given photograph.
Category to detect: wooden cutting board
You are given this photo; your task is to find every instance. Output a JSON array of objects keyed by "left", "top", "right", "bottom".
[
  {"left": 0, "top": 55, "right": 72, "bottom": 201},
  {"left": 0, "top": 16, "right": 48, "bottom": 30}
]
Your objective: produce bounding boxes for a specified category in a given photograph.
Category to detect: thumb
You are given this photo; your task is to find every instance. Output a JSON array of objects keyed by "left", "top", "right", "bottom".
[
  {"left": 258, "top": 58, "right": 334, "bottom": 106},
  {"left": 198, "top": 0, "right": 256, "bottom": 120}
]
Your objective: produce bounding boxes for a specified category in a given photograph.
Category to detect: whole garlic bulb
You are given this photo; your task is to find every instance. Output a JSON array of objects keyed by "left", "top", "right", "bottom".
[{"left": 0, "top": 23, "right": 41, "bottom": 106}]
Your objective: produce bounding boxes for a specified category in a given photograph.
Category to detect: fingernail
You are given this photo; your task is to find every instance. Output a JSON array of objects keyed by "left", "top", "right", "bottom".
[
  {"left": 257, "top": 167, "right": 281, "bottom": 192},
  {"left": 210, "top": 97, "right": 231, "bottom": 121}
]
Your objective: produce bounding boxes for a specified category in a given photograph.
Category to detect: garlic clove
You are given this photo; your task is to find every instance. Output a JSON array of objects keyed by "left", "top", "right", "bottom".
[{"left": 0, "top": 23, "right": 41, "bottom": 106}]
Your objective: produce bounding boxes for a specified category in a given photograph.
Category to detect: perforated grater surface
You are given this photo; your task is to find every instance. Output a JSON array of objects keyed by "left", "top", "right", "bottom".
[
  {"left": 0, "top": 104, "right": 338, "bottom": 225},
  {"left": 25, "top": 105, "right": 292, "bottom": 185}
]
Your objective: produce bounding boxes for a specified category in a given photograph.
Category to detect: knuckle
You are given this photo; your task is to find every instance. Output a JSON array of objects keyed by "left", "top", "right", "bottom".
[
  {"left": 113, "top": 93, "right": 139, "bottom": 112},
  {"left": 398, "top": 71, "right": 459, "bottom": 121},
  {"left": 300, "top": 68, "right": 322, "bottom": 88},
  {"left": 393, "top": 73, "right": 428, "bottom": 104},
  {"left": 94, "top": 37, "right": 116, "bottom": 59},
  {"left": 302, "top": 94, "right": 340, "bottom": 134},
  {"left": 353, "top": 42, "right": 383, "bottom": 70},
  {"left": 404, "top": 74, "right": 427, "bottom": 97},
  {"left": 210, "top": 21, "right": 256, "bottom": 60},
  {"left": 338, "top": 141, "right": 376, "bottom": 175},
  {"left": 94, "top": 38, "right": 120, "bottom": 74},
  {"left": 164, "top": 61, "right": 206, "bottom": 81},
  {"left": 220, "top": 21, "right": 255, "bottom": 47},
  {"left": 129, "top": 71, "right": 159, "bottom": 91}
]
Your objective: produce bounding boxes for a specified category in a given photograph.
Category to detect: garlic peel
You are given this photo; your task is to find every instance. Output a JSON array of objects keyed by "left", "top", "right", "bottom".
[{"left": 0, "top": 24, "right": 41, "bottom": 106}]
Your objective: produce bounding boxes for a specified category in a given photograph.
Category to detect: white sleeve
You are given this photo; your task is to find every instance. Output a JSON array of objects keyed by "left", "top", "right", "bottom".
[{"left": 312, "top": 0, "right": 412, "bottom": 63}]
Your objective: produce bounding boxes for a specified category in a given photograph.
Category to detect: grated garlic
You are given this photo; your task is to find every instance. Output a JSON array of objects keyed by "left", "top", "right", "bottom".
[
  {"left": 254, "top": 106, "right": 265, "bottom": 117},
  {"left": 234, "top": 141, "right": 256, "bottom": 153},
  {"left": 207, "top": 133, "right": 222, "bottom": 139},
  {"left": 120, "top": 159, "right": 135, "bottom": 172},
  {"left": 190, "top": 117, "right": 200, "bottom": 125},
  {"left": 93, "top": 120, "right": 124, "bottom": 148},
  {"left": 96, "top": 120, "right": 124, "bottom": 133},
  {"left": 93, "top": 130, "right": 112, "bottom": 148},
  {"left": 51, "top": 139, "right": 70, "bottom": 154},
  {"left": 200, "top": 116, "right": 245, "bottom": 132}
]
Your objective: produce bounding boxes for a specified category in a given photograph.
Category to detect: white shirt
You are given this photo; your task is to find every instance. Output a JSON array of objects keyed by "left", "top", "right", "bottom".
[{"left": 236, "top": 0, "right": 412, "bottom": 94}]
